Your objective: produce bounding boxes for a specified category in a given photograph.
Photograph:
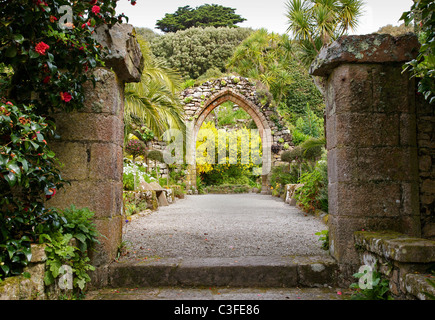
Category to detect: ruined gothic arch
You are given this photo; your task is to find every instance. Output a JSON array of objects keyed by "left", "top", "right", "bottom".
[{"left": 180, "top": 76, "right": 292, "bottom": 192}]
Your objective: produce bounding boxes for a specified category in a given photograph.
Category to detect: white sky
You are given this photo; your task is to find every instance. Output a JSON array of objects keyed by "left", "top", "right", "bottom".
[{"left": 115, "top": 0, "right": 414, "bottom": 35}]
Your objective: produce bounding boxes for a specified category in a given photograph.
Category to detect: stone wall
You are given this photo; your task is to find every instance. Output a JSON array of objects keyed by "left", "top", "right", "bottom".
[
  {"left": 416, "top": 93, "right": 435, "bottom": 239},
  {"left": 310, "top": 33, "right": 427, "bottom": 281},
  {"left": 0, "top": 245, "right": 46, "bottom": 300},
  {"left": 354, "top": 231, "right": 435, "bottom": 299}
]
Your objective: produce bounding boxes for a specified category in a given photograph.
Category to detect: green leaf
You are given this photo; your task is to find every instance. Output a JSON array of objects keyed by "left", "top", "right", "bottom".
[
  {"left": 74, "top": 233, "right": 87, "bottom": 244},
  {"left": 22, "top": 272, "right": 31, "bottom": 279},
  {"left": 1, "top": 264, "right": 10, "bottom": 275},
  {"left": 13, "top": 34, "right": 25, "bottom": 44},
  {"left": 5, "top": 171, "right": 17, "bottom": 187},
  {"left": 44, "top": 271, "right": 55, "bottom": 285},
  {"left": 5, "top": 46, "right": 17, "bottom": 58},
  {"left": 20, "top": 159, "right": 28, "bottom": 171},
  {"left": 7, "top": 162, "right": 21, "bottom": 176},
  {"left": 29, "top": 50, "right": 39, "bottom": 59},
  {"left": 36, "top": 133, "right": 44, "bottom": 142},
  {"left": 30, "top": 141, "right": 39, "bottom": 150}
]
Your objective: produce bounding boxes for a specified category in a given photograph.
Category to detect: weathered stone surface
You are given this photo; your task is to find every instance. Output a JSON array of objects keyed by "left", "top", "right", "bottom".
[
  {"left": 108, "top": 255, "right": 338, "bottom": 288},
  {"left": 354, "top": 231, "right": 435, "bottom": 263},
  {"left": 0, "top": 245, "right": 47, "bottom": 300},
  {"left": 404, "top": 273, "right": 435, "bottom": 300},
  {"left": 83, "top": 68, "right": 123, "bottom": 115},
  {"left": 94, "top": 24, "right": 144, "bottom": 82},
  {"left": 310, "top": 33, "right": 420, "bottom": 77}
]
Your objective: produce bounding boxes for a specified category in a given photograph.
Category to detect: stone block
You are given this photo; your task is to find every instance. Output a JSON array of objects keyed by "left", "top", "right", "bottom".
[
  {"left": 354, "top": 231, "right": 435, "bottom": 263},
  {"left": 49, "top": 141, "right": 88, "bottom": 181},
  {"left": 83, "top": 68, "right": 123, "bottom": 115},
  {"left": 327, "top": 64, "right": 374, "bottom": 114},
  {"left": 371, "top": 65, "right": 415, "bottom": 114},
  {"left": 335, "top": 113, "right": 400, "bottom": 147},
  {"left": 399, "top": 113, "right": 417, "bottom": 147},
  {"left": 89, "top": 143, "right": 123, "bottom": 181},
  {"left": 405, "top": 273, "right": 435, "bottom": 300},
  {"left": 91, "top": 215, "right": 123, "bottom": 267},
  {"left": 93, "top": 24, "right": 144, "bottom": 83},
  {"left": 355, "top": 147, "right": 418, "bottom": 182},
  {"left": 49, "top": 180, "right": 122, "bottom": 219},
  {"left": 310, "top": 33, "right": 420, "bottom": 77},
  {"left": 53, "top": 112, "right": 123, "bottom": 146},
  {"left": 330, "top": 181, "right": 402, "bottom": 218}
]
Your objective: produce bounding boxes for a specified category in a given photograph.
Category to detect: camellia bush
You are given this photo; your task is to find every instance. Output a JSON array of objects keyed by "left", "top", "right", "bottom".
[
  {"left": 0, "top": 101, "right": 64, "bottom": 278},
  {"left": 0, "top": 0, "right": 135, "bottom": 283},
  {"left": 0, "top": 0, "right": 133, "bottom": 113}
]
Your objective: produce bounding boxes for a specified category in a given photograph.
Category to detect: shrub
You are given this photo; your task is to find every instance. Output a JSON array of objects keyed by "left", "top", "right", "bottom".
[
  {"left": 294, "top": 152, "right": 328, "bottom": 213},
  {"left": 0, "top": 0, "right": 129, "bottom": 114},
  {"left": 151, "top": 27, "right": 252, "bottom": 79},
  {"left": 0, "top": 102, "right": 65, "bottom": 279},
  {"left": 41, "top": 205, "right": 100, "bottom": 296},
  {"left": 125, "top": 139, "right": 147, "bottom": 159}
]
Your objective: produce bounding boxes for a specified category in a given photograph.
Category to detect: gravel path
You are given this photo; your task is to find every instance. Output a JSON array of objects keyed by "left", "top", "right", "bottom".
[{"left": 121, "top": 194, "right": 328, "bottom": 260}]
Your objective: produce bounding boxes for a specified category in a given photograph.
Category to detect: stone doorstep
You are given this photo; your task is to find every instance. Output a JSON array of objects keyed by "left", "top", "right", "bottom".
[{"left": 107, "top": 255, "right": 338, "bottom": 288}]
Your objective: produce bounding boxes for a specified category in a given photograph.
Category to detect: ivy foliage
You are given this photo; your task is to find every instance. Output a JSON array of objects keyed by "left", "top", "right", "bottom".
[
  {"left": 156, "top": 4, "right": 246, "bottom": 33},
  {"left": 150, "top": 26, "right": 252, "bottom": 79}
]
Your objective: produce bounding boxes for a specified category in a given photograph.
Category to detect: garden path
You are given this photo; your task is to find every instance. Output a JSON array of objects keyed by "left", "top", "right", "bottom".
[{"left": 121, "top": 193, "right": 328, "bottom": 260}]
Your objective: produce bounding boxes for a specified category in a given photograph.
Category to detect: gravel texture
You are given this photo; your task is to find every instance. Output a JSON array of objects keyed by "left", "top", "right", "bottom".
[{"left": 121, "top": 194, "right": 328, "bottom": 260}]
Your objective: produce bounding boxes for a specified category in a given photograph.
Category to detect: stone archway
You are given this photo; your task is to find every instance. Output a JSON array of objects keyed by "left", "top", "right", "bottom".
[{"left": 180, "top": 76, "right": 292, "bottom": 192}]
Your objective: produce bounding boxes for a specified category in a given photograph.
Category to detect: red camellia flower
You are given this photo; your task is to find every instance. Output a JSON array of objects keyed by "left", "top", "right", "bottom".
[
  {"left": 43, "top": 76, "right": 50, "bottom": 84},
  {"left": 92, "top": 5, "right": 100, "bottom": 14},
  {"left": 60, "top": 92, "right": 72, "bottom": 102},
  {"left": 35, "top": 42, "right": 50, "bottom": 55}
]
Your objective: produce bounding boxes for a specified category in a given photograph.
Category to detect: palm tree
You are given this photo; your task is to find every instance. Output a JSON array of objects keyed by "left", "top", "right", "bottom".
[
  {"left": 124, "top": 34, "right": 185, "bottom": 141},
  {"left": 286, "top": 0, "right": 364, "bottom": 67},
  {"left": 227, "top": 29, "right": 295, "bottom": 107}
]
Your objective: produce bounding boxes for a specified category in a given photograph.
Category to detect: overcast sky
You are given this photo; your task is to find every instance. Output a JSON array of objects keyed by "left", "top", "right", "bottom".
[{"left": 115, "top": 0, "right": 414, "bottom": 35}]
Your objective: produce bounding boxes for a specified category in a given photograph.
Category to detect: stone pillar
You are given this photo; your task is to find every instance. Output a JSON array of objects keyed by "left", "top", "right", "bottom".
[
  {"left": 310, "top": 34, "right": 422, "bottom": 273},
  {"left": 48, "top": 24, "right": 143, "bottom": 285}
]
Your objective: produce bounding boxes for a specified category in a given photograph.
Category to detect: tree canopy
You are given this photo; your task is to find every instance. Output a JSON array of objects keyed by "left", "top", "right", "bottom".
[
  {"left": 151, "top": 26, "right": 252, "bottom": 79},
  {"left": 156, "top": 4, "right": 246, "bottom": 33}
]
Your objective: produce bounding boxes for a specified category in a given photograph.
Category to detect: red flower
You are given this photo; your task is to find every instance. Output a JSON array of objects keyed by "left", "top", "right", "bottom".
[
  {"left": 43, "top": 76, "right": 50, "bottom": 84},
  {"left": 49, "top": 15, "right": 57, "bottom": 23},
  {"left": 60, "top": 92, "right": 72, "bottom": 102},
  {"left": 92, "top": 5, "right": 100, "bottom": 14},
  {"left": 131, "top": 1, "right": 136, "bottom": 5},
  {"left": 90, "top": 0, "right": 98, "bottom": 4},
  {"left": 35, "top": 42, "right": 50, "bottom": 55}
]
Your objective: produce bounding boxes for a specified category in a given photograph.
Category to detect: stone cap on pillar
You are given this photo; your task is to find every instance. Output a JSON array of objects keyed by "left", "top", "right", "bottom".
[
  {"left": 309, "top": 33, "right": 420, "bottom": 78},
  {"left": 93, "top": 23, "right": 144, "bottom": 83}
]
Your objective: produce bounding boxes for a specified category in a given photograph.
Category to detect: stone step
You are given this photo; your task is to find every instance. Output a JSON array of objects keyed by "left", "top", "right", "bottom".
[{"left": 107, "top": 255, "right": 338, "bottom": 288}]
